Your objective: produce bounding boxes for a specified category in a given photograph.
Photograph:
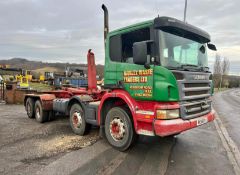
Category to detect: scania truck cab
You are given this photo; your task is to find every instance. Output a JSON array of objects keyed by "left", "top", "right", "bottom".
[{"left": 24, "top": 5, "right": 216, "bottom": 151}]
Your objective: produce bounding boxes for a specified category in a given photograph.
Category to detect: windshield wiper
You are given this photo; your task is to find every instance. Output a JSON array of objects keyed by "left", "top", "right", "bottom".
[
  {"left": 180, "top": 64, "right": 199, "bottom": 68},
  {"left": 200, "top": 66, "right": 210, "bottom": 72},
  {"left": 181, "top": 64, "right": 210, "bottom": 72},
  {"left": 180, "top": 64, "right": 200, "bottom": 71},
  {"left": 166, "top": 64, "right": 210, "bottom": 72},
  {"left": 165, "top": 66, "right": 187, "bottom": 71}
]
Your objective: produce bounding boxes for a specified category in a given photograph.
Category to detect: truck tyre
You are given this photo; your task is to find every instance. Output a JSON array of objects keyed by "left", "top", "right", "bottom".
[
  {"left": 34, "top": 100, "right": 49, "bottom": 123},
  {"left": 105, "top": 107, "right": 135, "bottom": 151},
  {"left": 48, "top": 111, "right": 56, "bottom": 121},
  {"left": 124, "top": 107, "right": 138, "bottom": 145},
  {"left": 70, "top": 103, "right": 90, "bottom": 135},
  {"left": 26, "top": 98, "right": 35, "bottom": 118}
]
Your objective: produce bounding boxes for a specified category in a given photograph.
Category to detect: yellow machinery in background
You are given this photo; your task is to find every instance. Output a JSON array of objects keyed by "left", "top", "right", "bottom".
[
  {"left": 15, "top": 75, "right": 29, "bottom": 89},
  {"left": 39, "top": 75, "right": 45, "bottom": 81},
  {"left": 22, "top": 70, "right": 33, "bottom": 81}
]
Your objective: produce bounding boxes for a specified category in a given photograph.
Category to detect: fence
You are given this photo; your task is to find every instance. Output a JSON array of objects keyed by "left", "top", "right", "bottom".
[{"left": 0, "top": 80, "right": 5, "bottom": 102}]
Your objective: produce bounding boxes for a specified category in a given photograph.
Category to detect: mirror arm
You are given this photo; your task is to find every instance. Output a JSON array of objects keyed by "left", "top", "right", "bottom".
[{"left": 144, "top": 63, "right": 151, "bottom": 69}]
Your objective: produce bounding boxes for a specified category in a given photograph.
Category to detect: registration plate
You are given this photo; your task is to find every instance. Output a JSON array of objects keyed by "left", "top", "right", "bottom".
[{"left": 196, "top": 117, "right": 208, "bottom": 126}]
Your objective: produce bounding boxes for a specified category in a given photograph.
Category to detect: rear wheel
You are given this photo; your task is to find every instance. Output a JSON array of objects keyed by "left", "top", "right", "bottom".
[
  {"left": 105, "top": 107, "right": 135, "bottom": 151},
  {"left": 70, "top": 103, "right": 90, "bottom": 135},
  {"left": 48, "top": 111, "right": 56, "bottom": 121},
  {"left": 26, "top": 98, "right": 35, "bottom": 118},
  {"left": 34, "top": 100, "right": 49, "bottom": 123}
]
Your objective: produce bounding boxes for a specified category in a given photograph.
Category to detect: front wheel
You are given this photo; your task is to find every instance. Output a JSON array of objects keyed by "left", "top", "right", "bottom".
[
  {"left": 69, "top": 104, "right": 90, "bottom": 135},
  {"left": 105, "top": 107, "right": 135, "bottom": 151}
]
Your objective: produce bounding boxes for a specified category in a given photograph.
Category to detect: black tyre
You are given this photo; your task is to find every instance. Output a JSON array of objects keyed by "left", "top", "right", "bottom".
[
  {"left": 105, "top": 107, "right": 135, "bottom": 151},
  {"left": 34, "top": 100, "right": 49, "bottom": 123},
  {"left": 69, "top": 103, "right": 90, "bottom": 135},
  {"left": 124, "top": 107, "right": 138, "bottom": 145},
  {"left": 48, "top": 111, "right": 56, "bottom": 121},
  {"left": 25, "top": 98, "right": 35, "bottom": 118}
]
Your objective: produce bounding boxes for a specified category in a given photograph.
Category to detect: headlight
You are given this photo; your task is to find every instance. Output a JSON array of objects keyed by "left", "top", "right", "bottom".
[{"left": 156, "top": 109, "right": 180, "bottom": 119}]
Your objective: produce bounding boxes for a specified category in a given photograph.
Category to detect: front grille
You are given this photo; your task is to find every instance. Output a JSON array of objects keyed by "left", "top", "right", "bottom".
[
  {"left": 185, "top": 90, "right": 209, "bottom": 96},
  {"left": 184, "top": 83, "right": 209, "bottom": 88},
  {"left": 182, "top": 82, "right": 211, "bottom": 101},
  {"left": 181, "top": 99, "right": 211, "bottom": 119},
  {"left": 172, "top": 70, "right": 212, "bottom": 119}
]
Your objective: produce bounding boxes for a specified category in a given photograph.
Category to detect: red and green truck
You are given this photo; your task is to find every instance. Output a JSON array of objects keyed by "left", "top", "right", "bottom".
[{"left": 24, "top": 5, "right": 216, "bottom": 151}]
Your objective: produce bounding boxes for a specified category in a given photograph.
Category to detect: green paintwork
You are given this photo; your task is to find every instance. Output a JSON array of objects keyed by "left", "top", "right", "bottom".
[
  {"left": 104, "top": 20, "right": 153, "bottom": 86},
  {"left": 104, "top": 19, "right": 179, "bottom": 102},
  {"left": 152, "top": 66, "right": 179, "bottom": 101}
]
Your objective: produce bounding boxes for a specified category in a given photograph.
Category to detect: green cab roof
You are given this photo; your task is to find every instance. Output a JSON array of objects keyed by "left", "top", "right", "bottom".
[
  {"left": 108, "top": 19, "right": 153, "bottom": 36},
  {"left": 108, "top": 16, "right": 211, "bottom": 43}
]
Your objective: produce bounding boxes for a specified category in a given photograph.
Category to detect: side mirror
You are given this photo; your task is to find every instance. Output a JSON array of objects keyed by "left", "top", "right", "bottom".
[
  {"left": 207, "top": 43, "right": 217, "bottom": 51},
  {"left": 133, "top": 41, "right": 148, "bottom": 65}
]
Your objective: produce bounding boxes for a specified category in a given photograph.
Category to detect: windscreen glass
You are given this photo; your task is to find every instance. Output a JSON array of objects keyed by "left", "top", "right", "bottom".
[{"left": 159, "top": 30, "right": 208, "bottom": 71}]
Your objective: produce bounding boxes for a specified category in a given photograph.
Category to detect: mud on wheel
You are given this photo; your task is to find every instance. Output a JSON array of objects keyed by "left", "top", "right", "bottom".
[
  {"left": 105, "top": 107, "right": 136, "bottom": 151},
  {"left": 69, "top": 103, "right": 90, "bottom": 135}
]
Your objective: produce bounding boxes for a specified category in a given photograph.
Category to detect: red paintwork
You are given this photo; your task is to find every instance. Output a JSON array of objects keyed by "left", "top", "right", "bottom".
[
  {"left": 98, "top": 89, "right": 138, "bottom": 127},
  {"left": 25, "top": 94, "right": 56, "bottom": 110},
  {"left": 154, "top": 110, "right": 215, "bottom": 136},
  {"left": 87, "top": 49, "right": 97, "bottom": 93},
  {"left": 111, "top": 123, "right": 119, "bottom": 134},
  {"left": 98, "top": 89, "right": 215, "bottom": 137},
  {"left": 98, "top": 89, "right": 179, "bottom": 131}
]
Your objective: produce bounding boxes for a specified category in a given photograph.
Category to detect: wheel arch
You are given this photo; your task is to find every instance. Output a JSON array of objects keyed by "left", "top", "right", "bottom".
[
  {"left": 67, "top": 95, "right": 93, "bottom": 115},
  {"left": 98, "top": 90, "right": 137, "bottom": 128},
  {"left": 24, "top": 94, "right": 55, "bottom": 111},
  {"left": 24, "top": 95, "right": 40, "bottom": 107}
]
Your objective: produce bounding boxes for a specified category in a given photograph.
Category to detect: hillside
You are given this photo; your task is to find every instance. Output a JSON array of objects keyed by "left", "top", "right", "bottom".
[{"left": 0, "top": 58, "right": 104, "bottom": 78}]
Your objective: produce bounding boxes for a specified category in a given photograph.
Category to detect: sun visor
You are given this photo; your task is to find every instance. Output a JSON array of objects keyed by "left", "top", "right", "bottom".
[{"left": 154, "top": 17, "right": 211, "bottom": 43}]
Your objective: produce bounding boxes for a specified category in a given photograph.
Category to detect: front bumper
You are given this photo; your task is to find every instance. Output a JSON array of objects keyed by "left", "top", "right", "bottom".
[{"left": 154, "top": 110, "right": 215, "bottom": 137}]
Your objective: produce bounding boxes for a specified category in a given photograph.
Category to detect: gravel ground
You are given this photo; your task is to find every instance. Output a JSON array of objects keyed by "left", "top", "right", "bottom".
[{"left": 0, "top": 104, "right": 100, "bottom": 175}]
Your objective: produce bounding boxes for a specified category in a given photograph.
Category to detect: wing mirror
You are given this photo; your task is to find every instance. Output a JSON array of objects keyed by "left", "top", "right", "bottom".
[
  {"left": 207, "top": 43, "right": 217, "bottom": 51},
  {"left": 133, "top": 40, "right": 153, "bottom": 65}
]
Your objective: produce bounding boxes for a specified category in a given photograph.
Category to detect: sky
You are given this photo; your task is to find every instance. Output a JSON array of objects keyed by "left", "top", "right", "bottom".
[{"left": 0, "top": 0, "right": 239, "bottom": 74}]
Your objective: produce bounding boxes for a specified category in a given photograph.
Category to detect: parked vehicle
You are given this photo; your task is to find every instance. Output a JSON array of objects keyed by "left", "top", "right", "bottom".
[{"left": 24, "top": 4, "right": 216, "bottom": 151}]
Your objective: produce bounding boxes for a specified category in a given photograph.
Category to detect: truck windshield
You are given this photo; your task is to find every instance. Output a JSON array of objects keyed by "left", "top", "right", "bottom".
[{"left": 159, "top": 30, "right": 208, "bottom": 71}]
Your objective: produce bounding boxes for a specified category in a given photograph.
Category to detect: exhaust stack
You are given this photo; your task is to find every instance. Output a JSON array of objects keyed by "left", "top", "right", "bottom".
[{"left": 102, "top": 4, "right": 109, "bottom": 46}]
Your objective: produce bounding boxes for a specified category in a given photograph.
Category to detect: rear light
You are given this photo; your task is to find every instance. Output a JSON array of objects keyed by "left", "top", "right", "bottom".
[{"left": 156, "top": 109, "right": 180, "bottom": 119}]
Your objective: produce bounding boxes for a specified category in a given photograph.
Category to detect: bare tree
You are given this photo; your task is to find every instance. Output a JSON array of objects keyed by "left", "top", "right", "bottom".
[
  {"left": 222, "top": 57, "right": 230, "bottom": 75},
  {"left": 220, "top": 57, "right": 230, "bottom": 88},
  {"left": 213, "top": 54, "right": 222, "bottom": 88},
  {"left": 213, "top": 54, "right": 222, "bottom": 75},
  {"left": 213, "top": 55, "right": 231, "bottom": 89}
]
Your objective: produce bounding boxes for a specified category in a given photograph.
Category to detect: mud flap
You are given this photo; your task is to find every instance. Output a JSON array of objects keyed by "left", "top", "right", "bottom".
[{"left": 99, "top": 125, "right": 105, "bottom": 138}]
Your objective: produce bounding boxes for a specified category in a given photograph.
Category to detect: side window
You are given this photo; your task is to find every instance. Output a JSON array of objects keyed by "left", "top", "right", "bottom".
[
  {"left": 109, "top": 35, "right": 122, "bottom": 62},
  {"left": 109, "top": 27, "right": 150, "bottom": 63}
]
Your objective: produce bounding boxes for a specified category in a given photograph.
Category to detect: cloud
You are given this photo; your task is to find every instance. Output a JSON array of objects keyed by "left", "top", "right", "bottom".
[{"left": 0, "top": 0, "right": 239, "bottom": 73}]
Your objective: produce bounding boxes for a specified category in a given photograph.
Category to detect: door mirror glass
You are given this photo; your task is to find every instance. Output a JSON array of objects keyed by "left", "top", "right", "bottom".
[{"left": 133, "top": 41, "right": 148, "bottom": 65}]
